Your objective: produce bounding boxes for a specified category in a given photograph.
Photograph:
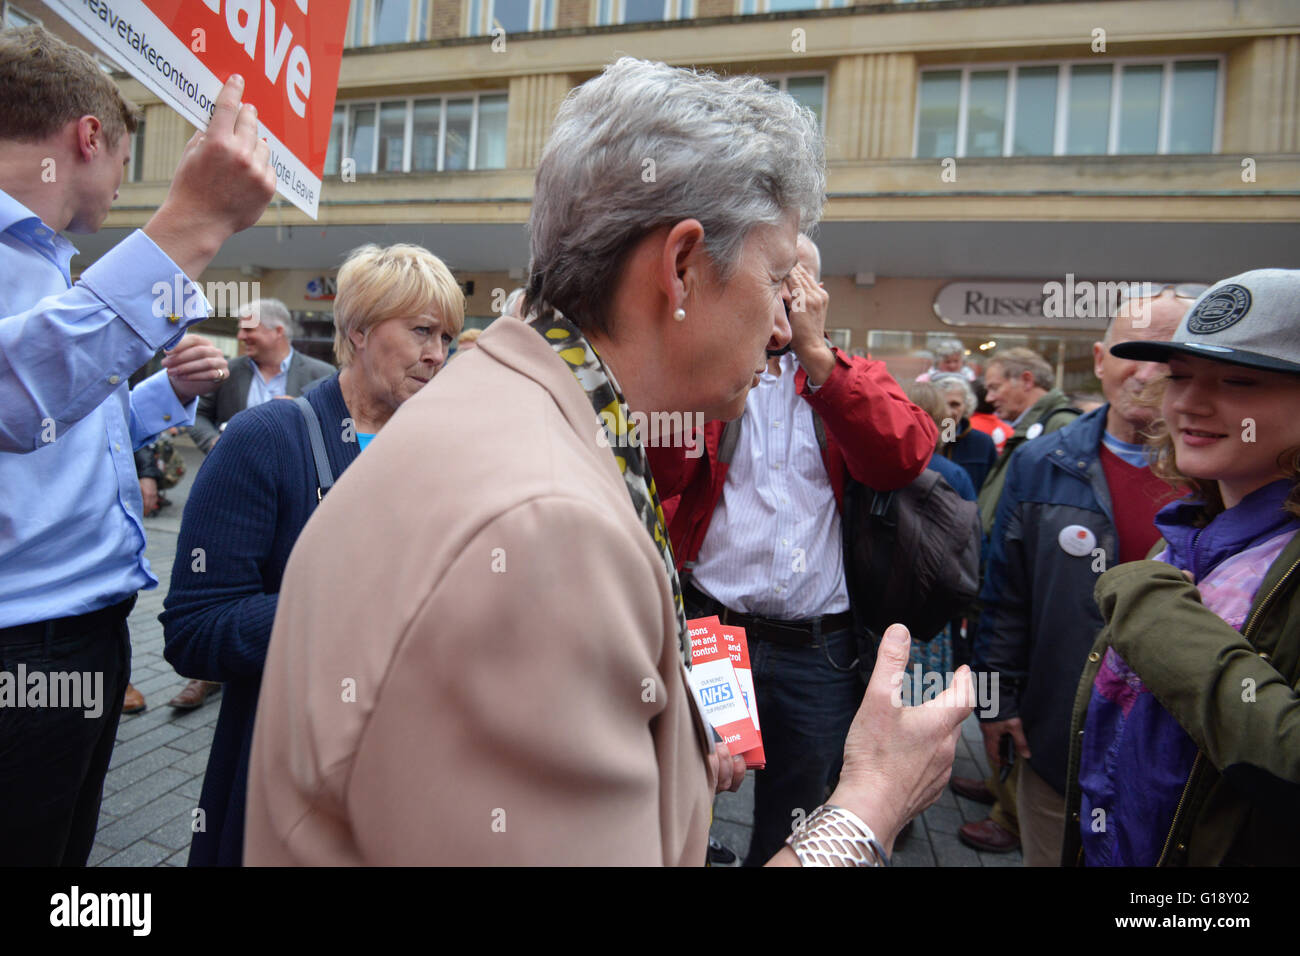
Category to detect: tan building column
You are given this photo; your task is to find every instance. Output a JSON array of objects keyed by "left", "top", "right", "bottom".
[
  {"left": 827, "top": 52, "right": 916, "bottom": 161},
  {"left": 507, "top": 73, "right": 574, "bottom": 168},
  {"left": 1224, "top": 35, "right": 1300, "bottom": 153},
  {"left": 140, "top": 102, "right": 191, "bottom": 182}
]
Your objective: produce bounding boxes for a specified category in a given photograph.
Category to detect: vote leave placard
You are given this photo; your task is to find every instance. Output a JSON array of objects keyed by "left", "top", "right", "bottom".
[{"left": 46, "top": 0, "right": 348, "bottom": 218}]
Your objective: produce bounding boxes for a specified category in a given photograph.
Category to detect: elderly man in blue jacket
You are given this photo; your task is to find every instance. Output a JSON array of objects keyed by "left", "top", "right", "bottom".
[{"left": 968, "top": 289, "right": 1189, "bottom": 864}]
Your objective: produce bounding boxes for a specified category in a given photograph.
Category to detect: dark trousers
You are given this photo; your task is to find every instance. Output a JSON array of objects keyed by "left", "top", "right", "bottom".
[
  {"left": 0, "top": 611, "right": 131, "bottom": 865},
  {"left": 683, "top": 588, "right": 864, "bottom": 867},
  {"left": 742, "top": 627, "right": 864, "bottom": 866}
]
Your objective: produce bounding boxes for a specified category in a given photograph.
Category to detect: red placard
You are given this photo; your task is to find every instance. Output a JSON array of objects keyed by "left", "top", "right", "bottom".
[{"left": 47, "top": 0, "right": 348, "bottom": 217}]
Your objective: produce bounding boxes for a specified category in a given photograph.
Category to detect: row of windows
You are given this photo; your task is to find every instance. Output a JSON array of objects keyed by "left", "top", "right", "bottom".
[
  {"left": 319, "top": 74, "right": 824, "bottom": 175},
  {"left": 324, "top": 93, "right": 509, "bottom": 175},
  {"left": 345, "top": 0, "right": 900, "bottom": 43},
  {"left": 314, "top": 57, "right": 1219, "bottom": 181},
  {"left": 915, "top": 57, "right": 1221, "bottom": 158}
]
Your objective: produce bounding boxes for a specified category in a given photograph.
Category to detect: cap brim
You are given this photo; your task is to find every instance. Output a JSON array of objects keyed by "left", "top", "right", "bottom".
[{"left": 1110, "top": 339, "right": 1300, "bottom": 375}]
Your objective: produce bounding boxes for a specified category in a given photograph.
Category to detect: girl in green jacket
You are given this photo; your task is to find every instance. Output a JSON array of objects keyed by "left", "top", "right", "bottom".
[{"left": 1065, "top": 270, "right": 1300, "bottom": 866}]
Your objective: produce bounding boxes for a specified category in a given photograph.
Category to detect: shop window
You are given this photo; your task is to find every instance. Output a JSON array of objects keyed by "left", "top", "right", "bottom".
[
  {"left": 468, "top": 0, "right": 555, "bottom": 35},
  {"left": 325, "top": 94, "right": 509, "bottom": 175},
  {"left": 130, "top": 120, "right": 146, "bottom": 183},
  {"left": 762, "top": 73, "right": 827, "bottom": 131},
  {"left": 596, "top": 0, "right": 694, "bottom": 25},
  {"left": 915, "top": 57, "right": 1221, "bottom": 158},
  {"left": 2, "top": 4, "right": 38, "bottom": 28},
  {"left": 347, "top": 0, "right": 429, "bottom": 46},
  {"left": 739, "top": 0, "right": 848, "bottom": 13}
]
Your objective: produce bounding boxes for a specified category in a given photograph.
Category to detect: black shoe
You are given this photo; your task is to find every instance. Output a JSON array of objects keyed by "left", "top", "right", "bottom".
[{"left": 707, "top": 836, "right": 740, "bottom": 867}]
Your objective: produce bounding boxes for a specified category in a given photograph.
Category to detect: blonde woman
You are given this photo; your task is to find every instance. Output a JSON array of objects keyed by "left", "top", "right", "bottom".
[{"left": 160, "top": 243, "right": 463, "bottom": 865}]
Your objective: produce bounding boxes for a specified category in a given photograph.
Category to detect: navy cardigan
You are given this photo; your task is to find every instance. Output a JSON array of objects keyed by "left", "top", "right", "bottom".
[{"left": 160, "top": 373, "right": 358, "bottom": 866}]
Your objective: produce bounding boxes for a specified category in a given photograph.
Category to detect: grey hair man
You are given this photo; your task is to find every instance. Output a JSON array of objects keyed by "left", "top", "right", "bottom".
[
  {"left": 659, "top": 232, "right": 943, "bottom": 865},
  {"left": 190, "top": 299, "right": 335, "bottom": 455},
  {"left": 977, "top": 347, "right": 1081, "bottom": 532}
]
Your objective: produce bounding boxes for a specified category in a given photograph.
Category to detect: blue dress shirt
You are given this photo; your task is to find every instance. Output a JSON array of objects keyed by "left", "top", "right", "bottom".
[
  {"left": 0, "top": 188, "right": 211, "bottom": 627},
  {"left": 245, "top": 348, "right": 294, "bottom": 409}
]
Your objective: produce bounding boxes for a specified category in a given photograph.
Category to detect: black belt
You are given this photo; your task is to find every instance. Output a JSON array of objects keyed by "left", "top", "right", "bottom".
[
  {"left": 682, "top": 579, "right": 853, "bottom": 648},
  {"left": 0, "top": 596, "right": 136, "bottom": 646}
]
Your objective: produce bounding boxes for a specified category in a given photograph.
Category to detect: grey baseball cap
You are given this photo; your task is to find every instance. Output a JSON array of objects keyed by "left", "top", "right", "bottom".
[{"left": 1111, "top": 268, "right": 1300, "bottom": 375}]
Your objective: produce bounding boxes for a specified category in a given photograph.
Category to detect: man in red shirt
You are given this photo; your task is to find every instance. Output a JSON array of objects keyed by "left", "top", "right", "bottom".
[
  {"left": 964, "top": 289, "right": 1191, "bottom": 863},
  {"left": 648, "top": 236, "right": 937, "bottom": 865}
]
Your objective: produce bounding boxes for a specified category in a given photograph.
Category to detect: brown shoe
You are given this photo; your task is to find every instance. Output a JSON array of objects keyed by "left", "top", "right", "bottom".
[
  {"left": 958, "top": 818, "right": 1020, "bottom": 853},
  {"left": 168, "top": 679, "right": 221, "bottom": 710},
  {"left": 950, "top": 775, "right": 996, "bottom": 806},
  {"left": 122, "top": 683, "right": 146, "bottom": 715}
]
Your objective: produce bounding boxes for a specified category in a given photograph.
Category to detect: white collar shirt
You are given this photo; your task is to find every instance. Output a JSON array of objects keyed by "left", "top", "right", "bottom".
[{"left": 690, "top": 351, "right": 849, "bottom": 619}]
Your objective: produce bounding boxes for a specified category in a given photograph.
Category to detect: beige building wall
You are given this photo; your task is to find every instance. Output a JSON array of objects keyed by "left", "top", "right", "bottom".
[
  {"left": 827, "top": 52, "right": 915, "bottom": 161},
  {"left": 1225, "top": 34, "right": 1300, "bottom": 153}
]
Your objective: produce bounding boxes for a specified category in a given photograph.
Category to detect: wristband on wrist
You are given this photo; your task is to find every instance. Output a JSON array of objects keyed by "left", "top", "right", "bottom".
[{"left": 785, "top": 804, "right": 890, "bottom": 867}]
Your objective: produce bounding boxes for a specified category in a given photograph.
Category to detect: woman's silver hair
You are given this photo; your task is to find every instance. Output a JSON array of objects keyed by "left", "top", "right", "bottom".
[
  {"left": 932, "top": 338, "right": 965, "bottom": 361},
  {"left": 929, "top": 372, "right": 977, "bottom": 418},
  {"left": 526, "top": 57, "right": 826, "bottom": 334}
]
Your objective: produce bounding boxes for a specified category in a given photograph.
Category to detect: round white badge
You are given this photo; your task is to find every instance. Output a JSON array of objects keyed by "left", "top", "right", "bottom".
[
  {"left": 1026, "top": 423, "right": 1044, "bottom": 440},
  {"left": 1058, "top": 524, "right": 1097, "bottom": 557}
]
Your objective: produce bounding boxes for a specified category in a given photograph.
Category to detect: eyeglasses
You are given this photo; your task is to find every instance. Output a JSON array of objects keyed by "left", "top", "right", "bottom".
[{"left": 1116, "top": 282, "right": 1210, "bottom": 307}]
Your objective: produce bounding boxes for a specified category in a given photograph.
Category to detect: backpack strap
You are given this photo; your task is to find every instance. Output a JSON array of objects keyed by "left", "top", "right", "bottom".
[
  {"left": 811, "top": 410, "right": 828, "bottom": 456},
  {"left": 718, "top": 418, "right": 742, "bottom": 465},
  {"left": 294, "top": 396, "right": 335, "bottom": 503}
]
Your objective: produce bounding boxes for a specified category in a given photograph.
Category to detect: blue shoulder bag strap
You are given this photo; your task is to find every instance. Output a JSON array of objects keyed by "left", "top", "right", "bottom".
[{"left": 293, "top": 396, "right": 335, "bottom": 503}]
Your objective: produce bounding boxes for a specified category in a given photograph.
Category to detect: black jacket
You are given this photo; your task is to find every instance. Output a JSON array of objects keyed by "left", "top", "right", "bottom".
[
  {"left": 190, "top": 349, "right": 335, "bottom": 453},
  {"left": 973, "top": 406, "right": 1119, "bottom": 795}
]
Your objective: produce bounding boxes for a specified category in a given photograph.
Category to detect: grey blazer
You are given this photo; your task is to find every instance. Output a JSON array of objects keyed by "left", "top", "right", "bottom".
[{"left": 191, "top": 350, "right": 336, "bottom": 453}]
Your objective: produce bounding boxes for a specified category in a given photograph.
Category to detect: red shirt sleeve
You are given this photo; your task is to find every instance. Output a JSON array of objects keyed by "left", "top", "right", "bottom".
[{"left": 796, "top": 349, "right": 937, "bottom": 491}]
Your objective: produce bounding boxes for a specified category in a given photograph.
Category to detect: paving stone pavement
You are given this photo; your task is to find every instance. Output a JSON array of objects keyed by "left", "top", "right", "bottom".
[
  {"left": 90, "top": 435, "right": 216, "bottom": 868},
  {"left": 93, "top": 435, "right": 1023, "bottom": 867}
]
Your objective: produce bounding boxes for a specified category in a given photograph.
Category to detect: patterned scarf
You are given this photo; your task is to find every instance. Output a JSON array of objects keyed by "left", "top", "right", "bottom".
[{"left": 530, "top": 312, "right": 690, "bottom": 669}]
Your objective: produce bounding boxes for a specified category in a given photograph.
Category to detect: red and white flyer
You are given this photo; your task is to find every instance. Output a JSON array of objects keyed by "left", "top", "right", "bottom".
[
  {"left": 718, "top": 624, "right": 765, "bottom": 769},
  {"left": 686, "top": 616, "right": 761, "bottom": 762},
  {"left": 46, "top": 0, "right": 348, "bottom": 218}
]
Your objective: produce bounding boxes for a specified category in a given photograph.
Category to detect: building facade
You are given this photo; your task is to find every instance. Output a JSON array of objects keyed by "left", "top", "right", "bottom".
[{"left": 9, "top": 0, "right": 1300, "bottom": 385}]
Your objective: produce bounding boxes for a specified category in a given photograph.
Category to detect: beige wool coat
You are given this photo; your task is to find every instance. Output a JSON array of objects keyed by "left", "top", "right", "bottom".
[{"left": 244, "top": 316, "right": 715, "bottom": 865}]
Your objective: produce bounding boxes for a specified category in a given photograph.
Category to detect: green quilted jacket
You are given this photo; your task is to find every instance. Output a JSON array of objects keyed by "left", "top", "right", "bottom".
[{"left": 1062, "top": 531, "right": 1300, "bottom": 866}]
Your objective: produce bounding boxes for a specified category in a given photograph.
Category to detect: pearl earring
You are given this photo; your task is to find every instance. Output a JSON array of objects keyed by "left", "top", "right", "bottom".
[{"left": 673, "top": 308, "right": 686, "bottom": 322}]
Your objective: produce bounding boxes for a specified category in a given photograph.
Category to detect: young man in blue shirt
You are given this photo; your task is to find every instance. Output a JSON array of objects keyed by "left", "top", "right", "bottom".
[{"left": 0, "top": 26, "right": 276, "bottom": 865}]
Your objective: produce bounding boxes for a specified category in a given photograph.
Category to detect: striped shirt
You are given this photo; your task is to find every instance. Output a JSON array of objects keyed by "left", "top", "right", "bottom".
[{"left": 691, "top": 351, "right": 849, "bottom": 619}]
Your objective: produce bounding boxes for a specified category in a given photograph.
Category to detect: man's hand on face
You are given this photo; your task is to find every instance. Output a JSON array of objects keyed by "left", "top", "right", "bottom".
[
  {"left": 163, "top": 334, "right": 229, "bottom": 404},
  {"left": 785, "top": 263, "right": 834, "bottom": 386}
]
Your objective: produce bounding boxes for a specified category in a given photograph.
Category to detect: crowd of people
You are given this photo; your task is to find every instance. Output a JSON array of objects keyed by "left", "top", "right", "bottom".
[{"left": 2, "top": 25, "right": 1297, "bottom": 867}]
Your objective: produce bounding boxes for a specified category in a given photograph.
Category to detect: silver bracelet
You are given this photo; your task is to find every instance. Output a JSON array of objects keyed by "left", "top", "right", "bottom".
[{"left": 785, "top": 804, "right": 890, "bottom": 867}]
